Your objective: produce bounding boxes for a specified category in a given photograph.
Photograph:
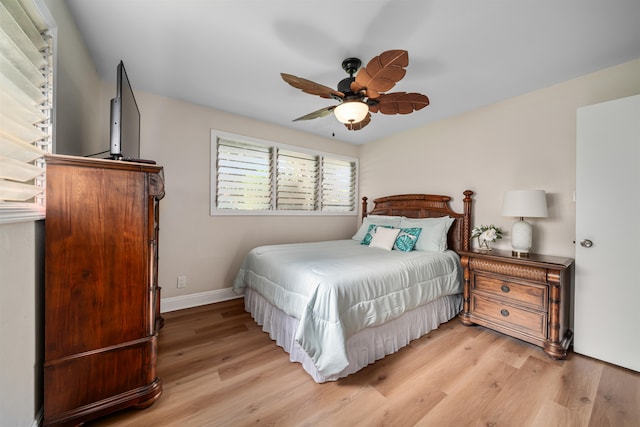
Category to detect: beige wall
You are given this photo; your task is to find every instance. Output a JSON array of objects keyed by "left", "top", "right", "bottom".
[
  {"left": 43, "top": 0, "right": 104, "bottom": 156},
  {"left": 360, "top": 59, "right": 640, "bottom": 258},
  {"left": 134, "top": 92, "right": 360, "bottom": 298},
  {"left": 0, "top": 221, "right": 44, "bottom": 427}
]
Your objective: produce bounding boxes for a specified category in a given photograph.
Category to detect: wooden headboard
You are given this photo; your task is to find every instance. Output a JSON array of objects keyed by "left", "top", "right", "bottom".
[{"left": 362, "top": 191, "right": 474, "bottom": 253}]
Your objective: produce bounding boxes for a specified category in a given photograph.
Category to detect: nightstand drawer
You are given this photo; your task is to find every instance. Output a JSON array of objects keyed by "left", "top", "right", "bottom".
[
  {"left": 470, "top": 294, "right": 547, "bottom": 339},
  {"left": 473, "top": 273, "right": 548, "bottom": 311}
]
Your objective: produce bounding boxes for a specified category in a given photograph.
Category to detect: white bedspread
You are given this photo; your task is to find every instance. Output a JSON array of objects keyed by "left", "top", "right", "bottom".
[{"left": 233, "top": 239, "right": 462, "bottom": 378}]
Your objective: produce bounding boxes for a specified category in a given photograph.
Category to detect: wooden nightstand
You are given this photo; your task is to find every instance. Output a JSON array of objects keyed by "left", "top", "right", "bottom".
[{"left": 458, "top": 249, "right": 574, "bottom": 359}]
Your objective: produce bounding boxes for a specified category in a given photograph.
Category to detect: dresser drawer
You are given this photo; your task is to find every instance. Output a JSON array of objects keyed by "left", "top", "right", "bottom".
[
  {"left": 473, "top": 273, "right": 547, "bottom": 311},
  {"left": 470, "top": 294, "right": 547, "bottom": 339}
]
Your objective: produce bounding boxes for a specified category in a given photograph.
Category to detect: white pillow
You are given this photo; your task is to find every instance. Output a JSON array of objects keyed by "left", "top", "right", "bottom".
[
  {"left": 369, "top": 227, "right": 401, "bottom": 250},
  {"left": 399, "top": 216, "right": 455, "bottom": 252},
  {"left": 352, "top": 215, "right": 402, "bottom": 241}
]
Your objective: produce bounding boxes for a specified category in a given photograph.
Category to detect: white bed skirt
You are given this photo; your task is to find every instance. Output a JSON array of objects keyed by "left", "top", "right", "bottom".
[{"left": 244, "top": 289, "right": 463, "bottom": 383}]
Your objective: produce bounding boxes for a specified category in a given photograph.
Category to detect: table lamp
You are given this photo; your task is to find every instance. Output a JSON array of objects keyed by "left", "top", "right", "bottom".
[{"left": 501, "top": 190, "right": 548, "bottom": 256}]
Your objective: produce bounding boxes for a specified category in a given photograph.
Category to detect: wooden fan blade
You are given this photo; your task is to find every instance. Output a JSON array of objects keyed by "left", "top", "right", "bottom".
[
  {"left": 344, "top": 113, "right": 371, "bottom": 131},
  {"left": 281, "top": 73, "right": 344, "bottom": 99},
  {"left": 293, "top": 105, "right": 336, "bottom": 121},
  {"left": 351, "top": 50, "right": 408, "bottom": 98},
  {"left": 369, "top": 92, "right": 429, "bottom": 115}
]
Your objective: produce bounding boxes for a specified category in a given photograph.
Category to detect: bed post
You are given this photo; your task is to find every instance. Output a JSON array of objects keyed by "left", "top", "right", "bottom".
[
  {"left": 462, "top": 190, "right": 474, "bottom": 251},
  {"left": 361, "top": 197, "right": 368, "bottom": 221}
]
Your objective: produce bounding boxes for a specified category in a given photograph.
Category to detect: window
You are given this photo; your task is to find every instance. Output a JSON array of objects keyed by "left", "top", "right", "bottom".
[
  {"left": 0, "top": 0, "right": 53, "bottom": 223},
  {"left": 277, "top": 149, "right": 318, "bottom": 211},
  {"left": 321, "top": 157, "right": 357, "bottom": 212},
  {"left": 211, "top": 130, "right": 357, "bottom": 215},
  {"left": 216, "top": 138, "right": 273, "bottom": 211}
]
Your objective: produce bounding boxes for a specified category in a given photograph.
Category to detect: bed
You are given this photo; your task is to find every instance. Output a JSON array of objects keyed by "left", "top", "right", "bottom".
[{"left": 233, "top": 191, "right": 474, "bottom": 382}]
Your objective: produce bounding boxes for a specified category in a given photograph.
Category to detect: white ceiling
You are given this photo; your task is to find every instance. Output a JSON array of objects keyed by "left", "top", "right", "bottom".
[{"left": 64, "top": 0, "right": 640, "bottom": 145}]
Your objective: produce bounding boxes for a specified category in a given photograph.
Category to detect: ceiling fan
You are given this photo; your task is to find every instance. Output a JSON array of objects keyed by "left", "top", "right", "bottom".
[{"left": 281, "top": 50, "right": 429, "bottom": 131}]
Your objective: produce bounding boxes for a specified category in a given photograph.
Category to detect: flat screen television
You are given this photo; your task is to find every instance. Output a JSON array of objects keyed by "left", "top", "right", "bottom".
[{"left": 110, "top": 60, "right": 140, "bottom": 160}]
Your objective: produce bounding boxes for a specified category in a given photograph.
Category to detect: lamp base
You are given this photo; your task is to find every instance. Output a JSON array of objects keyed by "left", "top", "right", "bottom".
[
  {"left": 511, "top": 217, "right": 532, "bottom": 254},
  {"left": 511, "top": 250, "right": 530, "bottom": 258}
]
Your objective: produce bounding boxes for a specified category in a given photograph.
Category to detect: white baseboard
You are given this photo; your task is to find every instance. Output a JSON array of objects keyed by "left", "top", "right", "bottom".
[
  {"left": 160, "top": 287, "right": 242, "bottom": 313},
  {"left": 32, "top": 408, "right": 42, "bottom": 427}
]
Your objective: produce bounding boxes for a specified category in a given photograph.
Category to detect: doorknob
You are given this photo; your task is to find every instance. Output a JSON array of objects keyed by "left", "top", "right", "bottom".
[{"left": 580, "top": 239, "right": 593, "bottom": 248}]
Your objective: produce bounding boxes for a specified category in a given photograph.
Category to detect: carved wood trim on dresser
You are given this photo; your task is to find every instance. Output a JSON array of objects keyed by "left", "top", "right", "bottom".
[{"left": 458, "top": 249, "right": 574, "bottom": 359}]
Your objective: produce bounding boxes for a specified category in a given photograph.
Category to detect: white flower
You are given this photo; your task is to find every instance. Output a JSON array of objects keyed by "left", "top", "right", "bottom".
[
  {"left": 480, "top": 228, "right": 497, "bottom": 242},
  {"left": 471, "top": 224, "right": 503, "bottom": 241}
]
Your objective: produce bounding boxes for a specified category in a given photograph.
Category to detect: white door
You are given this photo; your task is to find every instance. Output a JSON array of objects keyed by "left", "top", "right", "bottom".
[{"left": 574, "top": 94, "right": 640, "bottom": 372}]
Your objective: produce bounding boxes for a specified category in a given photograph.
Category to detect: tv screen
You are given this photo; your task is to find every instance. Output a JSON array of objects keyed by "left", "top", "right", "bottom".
[{"left": 110, "top": 61, "right": 140, "bottom": 160}]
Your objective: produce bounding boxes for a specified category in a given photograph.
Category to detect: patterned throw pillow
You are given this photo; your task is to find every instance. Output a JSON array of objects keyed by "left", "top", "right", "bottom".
[
  {"left": 393, "top": 228, "right": 423, "bottom": 252},
  {"left": 361, "top": 224, "right": 394, "bottom": 245}
]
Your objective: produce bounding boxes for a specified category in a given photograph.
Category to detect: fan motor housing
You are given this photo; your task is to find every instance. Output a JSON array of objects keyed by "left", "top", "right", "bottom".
[
  {"left": 338, "top": 77, "right": 356, "bottom": 94},
  {"left": 339, "top": 57, "right": 362, "bottom": 96}
]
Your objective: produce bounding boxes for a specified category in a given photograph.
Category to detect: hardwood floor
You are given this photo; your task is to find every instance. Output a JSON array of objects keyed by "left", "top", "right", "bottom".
[{"left": 88, "top": 298, "right": 640, "bottom": 427}]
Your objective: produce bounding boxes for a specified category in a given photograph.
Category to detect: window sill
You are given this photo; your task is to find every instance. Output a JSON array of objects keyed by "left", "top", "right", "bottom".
[
  {"left": 210, "top": 209, "right": 358, "bottom": 217},
  {"left": 0, "top": 203, "right": 45, "bottom": 224}
]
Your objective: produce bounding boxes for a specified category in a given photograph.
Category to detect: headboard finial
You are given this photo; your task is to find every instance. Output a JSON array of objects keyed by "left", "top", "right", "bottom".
[
  {"left": 462, "top": 190, "right": 474, "bottom": 251},
  {"left": 361, "top": 197, "right": 368, "bottom": 221}
]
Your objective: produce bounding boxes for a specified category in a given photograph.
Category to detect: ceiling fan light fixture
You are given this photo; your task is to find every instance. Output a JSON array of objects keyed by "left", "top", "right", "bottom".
[
  {"left": 334, "top": 100, "right": 369, "bottom": 124},
  {"left": 282, "top": 50, "right": 427, "bottom": 131}
]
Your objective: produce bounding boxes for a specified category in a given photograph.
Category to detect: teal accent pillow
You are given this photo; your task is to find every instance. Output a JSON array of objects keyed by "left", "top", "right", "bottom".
[
  {"left": 361, "top": 224, "right": 394, "bottom": 245},
  {"left": 393, "top": 228, "right": 423, "bottom": 252}
]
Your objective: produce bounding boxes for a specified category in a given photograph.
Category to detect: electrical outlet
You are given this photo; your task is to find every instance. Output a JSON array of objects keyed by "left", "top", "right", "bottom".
[{"left": 177, "top": 275, "right": 187, "bottom": 289}]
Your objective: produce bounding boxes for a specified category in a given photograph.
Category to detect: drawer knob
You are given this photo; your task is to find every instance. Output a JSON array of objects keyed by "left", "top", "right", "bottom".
[
  {"left": 501, "top": 284, "right": 510, "bottom": 293},
  {"left": 500, "top": 309, "right": 510, "bottom": 317}
]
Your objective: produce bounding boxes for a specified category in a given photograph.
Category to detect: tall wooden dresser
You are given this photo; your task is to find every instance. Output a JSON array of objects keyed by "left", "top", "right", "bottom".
[{"left": 43, "top": 155, "right": 164, "bottom": 426}]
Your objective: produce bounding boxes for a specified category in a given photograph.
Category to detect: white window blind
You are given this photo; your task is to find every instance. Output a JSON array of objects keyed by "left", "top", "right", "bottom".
[
  {"left": 0, "top": 0, "right": 52, "bottom": 222},
  {"left": 211, "top": 130, "right": 358, "bottom": 215},
  {"left": 276, "top": 149, "right": 318, "bottom": 211},
  {"left": 216, "top": 138, "right": 273, "bottom": 211},
  {"left": 321, "top": 157, "right": 356, "bottom": 212}
]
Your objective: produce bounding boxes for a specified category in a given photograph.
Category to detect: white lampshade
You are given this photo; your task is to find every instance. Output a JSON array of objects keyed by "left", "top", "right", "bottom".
[
  {"left": 501, "top": 190, "right": 548, "bottom": 218},
  {"left": 334, "top": 100, "right": 369, "bottom": 124},
  {"left": 502, "top": 190, "right": 548, "bottom": 256}
]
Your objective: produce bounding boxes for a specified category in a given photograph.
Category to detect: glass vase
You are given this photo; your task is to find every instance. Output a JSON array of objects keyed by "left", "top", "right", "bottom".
[{"left": 479, "top": 238, "right": 492, "bottom": 251}]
